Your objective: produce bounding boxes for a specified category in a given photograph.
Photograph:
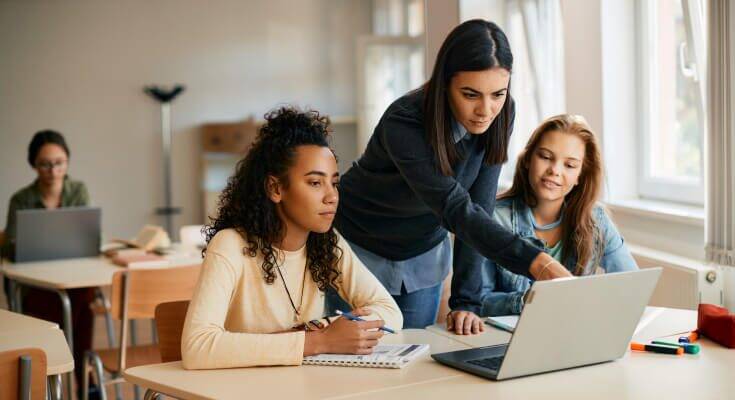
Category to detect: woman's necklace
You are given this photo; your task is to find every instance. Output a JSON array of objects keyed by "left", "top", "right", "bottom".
[
  {"left": 531, "top": 204, "right": 565, "bottom": 231},
  {"left": 275, "top": 262, "right": 308, "bottom": 323}
]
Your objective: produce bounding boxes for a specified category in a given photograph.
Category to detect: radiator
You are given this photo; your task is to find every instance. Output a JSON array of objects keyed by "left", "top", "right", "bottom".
[{"left": 629, "top": 245, "right": 724, "bottom": 310}]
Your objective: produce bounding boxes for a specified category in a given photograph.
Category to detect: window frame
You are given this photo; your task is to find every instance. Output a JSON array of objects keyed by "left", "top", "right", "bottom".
[{"left": 635, "top": 0, "right": 706, "bottom": 206}]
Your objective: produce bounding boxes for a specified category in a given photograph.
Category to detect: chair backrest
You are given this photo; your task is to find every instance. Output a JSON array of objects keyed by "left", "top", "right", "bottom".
[
  {"left": 154, "top": 301, "right": 190, "bottom": 362},
  {"left": 0, "top": 348, "right": 46, "bottom": 400},
  {"left": 108, "top": 264, "right": 201, "bottom": 371},
  {"left": 110, "top": 264, "right": 201, "bottom": 320}
]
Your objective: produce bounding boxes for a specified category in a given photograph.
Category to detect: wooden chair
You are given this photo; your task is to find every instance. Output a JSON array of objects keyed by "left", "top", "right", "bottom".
[
  {"left": 0, "top": 347, "right": 46, "bottom": 400},
  {"left": 82, "top": 264, "right": 201, "bottom": 400},
  {"left": 154, "top": 301, "right": 190, "bottom": 362}
]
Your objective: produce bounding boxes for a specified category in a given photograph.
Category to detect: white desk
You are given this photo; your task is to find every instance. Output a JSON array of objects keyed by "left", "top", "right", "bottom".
[
  {"left": 378, "top": 307, "right": 728, "bottom": 400},
  {"left": 124, "top": 308, "right": 733, "bottom": 400},
  {"left": 425, "top": 306, "right": 698, "bottom": 348},
  {"left": 123, "top": 329, "right": 471, "bottom": 400},
  {"left": 344, "top": 333, "right": 734, "bottom": 400},
  {"left": 426, "top": 321, "right": 511, "bottom": 348},
  {"left": 0, "top": 308, "right": 59, "bottom": 332}
]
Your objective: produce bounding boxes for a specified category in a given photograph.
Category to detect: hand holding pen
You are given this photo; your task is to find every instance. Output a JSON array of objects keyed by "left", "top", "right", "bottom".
[
  {"left": 336, "top": 309, "right": 396, "bottom": 334},
  {"left": 303, "top": 309, "right": 386, "bottom": 356}
]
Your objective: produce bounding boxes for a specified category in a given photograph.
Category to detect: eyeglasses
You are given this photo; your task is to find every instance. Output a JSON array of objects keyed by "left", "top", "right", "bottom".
[{"left": 36, "top": 159, "right": 67, "bottom": 171}]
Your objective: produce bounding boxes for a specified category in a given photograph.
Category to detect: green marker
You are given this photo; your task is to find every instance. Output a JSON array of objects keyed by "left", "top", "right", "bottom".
[{"left": 652, "top": 340, "right": 700, "bottom": 354}]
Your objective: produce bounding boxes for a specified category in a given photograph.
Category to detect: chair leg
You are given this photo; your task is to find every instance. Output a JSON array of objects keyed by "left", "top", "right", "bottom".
[
  {"left": 95, "top": 287, "right": 117, "bottom": 348},
  {"left": 82, "top": 351, "right": 92, "bottom": 400},
  {"left": 134, "top": 384, "right": 142, "bottom": 400},
  {"left": 114, "top": 380, "right": 123, "bottom": 400},
  {"left": 151, "top": 319, "right": 158, "bottom": 343},
  {"left": 47, "top": 374, "right": 63, "bottom": 400},
  {"left": 143, "top": 389, "right": 161, "bottom": 400},
  {"left": 90, "top": 352, "right": 109, "bottom": 400}
]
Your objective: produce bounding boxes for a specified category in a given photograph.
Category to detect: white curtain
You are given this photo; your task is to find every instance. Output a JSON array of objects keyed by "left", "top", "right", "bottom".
[
  {"left": 705, "top": 0, "right": 734, "bottom": 267},
  {"left": 518, "top": 0, "right": 565, "bottom": 118},
  {"left": 705, "top": 0, "right": 735, "bottom": 311}
]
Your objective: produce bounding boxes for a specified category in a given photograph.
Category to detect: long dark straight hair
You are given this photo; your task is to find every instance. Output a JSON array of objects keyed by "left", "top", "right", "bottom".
[{"left": 423, "top": 19, "right": 514, "bottom": 176}]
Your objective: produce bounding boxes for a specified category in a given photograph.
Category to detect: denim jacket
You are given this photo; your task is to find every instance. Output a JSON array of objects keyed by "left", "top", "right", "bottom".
[{"left": 478, "top": 196, "right": 638, "bottom": 316}]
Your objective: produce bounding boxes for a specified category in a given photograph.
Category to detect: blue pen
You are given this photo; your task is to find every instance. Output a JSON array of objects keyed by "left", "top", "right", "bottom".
[{"left": 335, "top": 309, "right": 396, "bottom": 334}]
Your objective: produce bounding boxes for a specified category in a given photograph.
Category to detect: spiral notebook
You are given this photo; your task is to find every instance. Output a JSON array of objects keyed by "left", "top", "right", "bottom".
[{"left": 303, "top": 344, "right": 429, "bottom": 368}]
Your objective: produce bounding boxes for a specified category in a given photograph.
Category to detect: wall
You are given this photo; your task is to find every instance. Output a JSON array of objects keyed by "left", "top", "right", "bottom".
[{"left": 0, "top": 0, "right": 370, "bottom": 240}]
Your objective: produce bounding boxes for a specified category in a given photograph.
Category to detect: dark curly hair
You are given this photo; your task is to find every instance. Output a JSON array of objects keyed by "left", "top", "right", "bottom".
[{"left": 203, "top": 106, "right": 342, "bottom": 291}]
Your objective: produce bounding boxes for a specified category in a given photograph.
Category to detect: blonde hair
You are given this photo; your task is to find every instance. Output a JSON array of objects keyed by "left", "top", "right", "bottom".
[{"left": 500, "top": 114, "right": 604, "bottom": 275}]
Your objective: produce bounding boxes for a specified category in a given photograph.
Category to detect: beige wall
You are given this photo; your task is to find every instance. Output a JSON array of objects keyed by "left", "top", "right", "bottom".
[{"left": 0, "top": 0, "right": 370, "bottom": 240}]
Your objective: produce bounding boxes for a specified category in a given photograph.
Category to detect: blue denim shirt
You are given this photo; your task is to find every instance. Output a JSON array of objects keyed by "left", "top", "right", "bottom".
[{"left": 478, "top": 196, "right": 639, "bottom": 316}]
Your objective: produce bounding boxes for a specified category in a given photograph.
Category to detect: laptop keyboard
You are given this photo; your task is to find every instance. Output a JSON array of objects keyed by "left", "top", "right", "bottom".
[{"left": 467, "top": 356, "right": 503, "bottom": 371}]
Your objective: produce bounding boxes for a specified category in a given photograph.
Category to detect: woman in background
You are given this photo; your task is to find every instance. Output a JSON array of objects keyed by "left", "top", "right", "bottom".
[{"left": 2, "top": 130, "right": 98, "bottom": 398}]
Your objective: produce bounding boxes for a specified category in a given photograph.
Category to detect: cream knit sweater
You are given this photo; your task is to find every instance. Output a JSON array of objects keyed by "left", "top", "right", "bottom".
[{"left": 181, "top": 229, "right": 403, "bottom": 369}]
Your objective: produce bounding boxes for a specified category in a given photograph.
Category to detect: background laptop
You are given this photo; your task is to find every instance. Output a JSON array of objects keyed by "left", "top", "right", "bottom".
[
  {"left": 15, "top": 207, "right": 101, "bottom": 262},
  {"left": 432, "top": 268, "right": 662, "bottom": 380}
]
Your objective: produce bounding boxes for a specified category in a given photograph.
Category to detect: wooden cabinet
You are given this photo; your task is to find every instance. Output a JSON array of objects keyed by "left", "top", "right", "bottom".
[{"left": 201, "top": 117, "right": 357, "bottom": 222}]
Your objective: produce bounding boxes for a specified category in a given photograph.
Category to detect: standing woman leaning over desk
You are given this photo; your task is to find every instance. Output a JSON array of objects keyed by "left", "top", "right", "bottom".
[
  {"left": 2, "top": 130, "right": 97, "bottom": 397},
  {"left": 330, "top": 19, "right": 571, "bottom": 334}
]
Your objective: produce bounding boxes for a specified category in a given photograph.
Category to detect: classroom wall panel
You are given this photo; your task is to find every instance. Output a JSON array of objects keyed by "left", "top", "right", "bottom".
[{"left": 0, "top": 0, "right": 370, "bottom": 240}]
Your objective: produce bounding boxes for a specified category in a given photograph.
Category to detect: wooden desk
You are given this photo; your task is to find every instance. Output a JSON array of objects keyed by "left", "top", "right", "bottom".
[
  {"left": 123, "top": 329, "right": 471, "bottom": 400},
  {"left": 1, "top": 328, "right": 74, "bottom": 399},
  {"left": 0, "top": 308, "right": 58, "bottom": 332}
]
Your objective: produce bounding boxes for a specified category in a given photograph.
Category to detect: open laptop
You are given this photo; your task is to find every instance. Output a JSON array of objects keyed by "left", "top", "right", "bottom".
[
  {"left": 432, "top": 268, "right": 662, "bottom": 380},
  {"left": 15, "top": 207, "right": 101, "bottom": 262}
]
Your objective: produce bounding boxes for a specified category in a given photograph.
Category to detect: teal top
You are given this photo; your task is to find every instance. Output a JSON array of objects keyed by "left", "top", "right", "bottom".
[{"left": 546, "top": 240, "right": 564, "bottom": 263}]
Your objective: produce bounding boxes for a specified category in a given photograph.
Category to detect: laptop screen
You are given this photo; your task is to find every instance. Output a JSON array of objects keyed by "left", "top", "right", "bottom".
[{"left": 15, "top": 207, "right": 101, "bottom": 262}]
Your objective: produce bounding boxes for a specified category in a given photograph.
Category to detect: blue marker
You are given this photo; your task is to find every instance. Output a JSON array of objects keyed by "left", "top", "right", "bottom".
[{"left": 335, "top": 310, "right": 396, "bottom": 334}]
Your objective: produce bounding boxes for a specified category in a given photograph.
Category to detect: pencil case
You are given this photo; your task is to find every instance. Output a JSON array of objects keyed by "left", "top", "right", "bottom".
[{"left": 697, "top": 303, "right": 735, "bottom": 348}]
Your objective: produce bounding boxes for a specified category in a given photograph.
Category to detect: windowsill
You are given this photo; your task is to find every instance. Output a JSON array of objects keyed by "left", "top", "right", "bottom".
[{"left": 605, "top": 198, "right": 705, "bottom": 227}]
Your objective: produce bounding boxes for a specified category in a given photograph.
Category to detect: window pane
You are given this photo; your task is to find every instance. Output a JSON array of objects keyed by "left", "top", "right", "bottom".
[{"left": 649, "top": 0, "right": 703, "bottom": 183}]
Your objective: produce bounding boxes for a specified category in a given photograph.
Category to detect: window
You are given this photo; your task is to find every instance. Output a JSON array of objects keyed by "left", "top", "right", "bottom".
[
  {"left": 356, "top": 0, "right": 425, "bottom": 151},
  {"left": 637, "top": 0, "right": 707, "bottom": 205}
]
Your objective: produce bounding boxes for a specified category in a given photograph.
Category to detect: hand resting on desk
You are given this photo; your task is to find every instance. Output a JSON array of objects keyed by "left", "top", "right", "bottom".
[{"left": 446, "top": 310, "right": 485, "bottom": 335}]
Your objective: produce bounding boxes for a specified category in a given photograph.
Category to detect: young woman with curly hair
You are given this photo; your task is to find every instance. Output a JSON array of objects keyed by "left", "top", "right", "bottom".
[{"left": 181, "top": 107, "right": 402, "bottom": 369}]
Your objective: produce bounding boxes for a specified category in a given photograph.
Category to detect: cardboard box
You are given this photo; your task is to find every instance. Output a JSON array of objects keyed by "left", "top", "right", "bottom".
[{"left": 202, "top": 117, "right": 260, "bottom": 153}]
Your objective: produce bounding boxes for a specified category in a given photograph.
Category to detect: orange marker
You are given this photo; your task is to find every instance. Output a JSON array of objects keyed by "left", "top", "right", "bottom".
[
  {"left": 679, "top": 331, "right": 699, "bottom": 343},
  {"left": 630, "top": 342, "right": 683, "bottom": 355}
]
